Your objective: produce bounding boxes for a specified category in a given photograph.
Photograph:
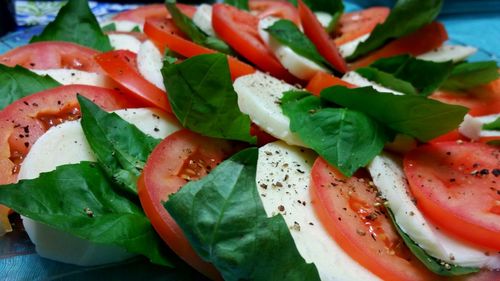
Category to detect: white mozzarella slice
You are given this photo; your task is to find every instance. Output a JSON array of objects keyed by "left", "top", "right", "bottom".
[
  {"left": 459, "top": 113, "right": 500, "bottom": 140},
  {"left": 342, "top": 71, "right": 405, "bottom": 95},
  {"left": 233, "top": 72, "right": 306, "bottom": 147},
  {"left": 368, "top": 153, "right": 500, "bottom": 269},
  {"left": 417, "top": 45, "right": 477, "bottom": 63},
  {"left": 257, "top": 142, "right": 380, "bottom": 281},
  {"left": 18, "top": 108, "right": 181, "bottom": 266},
  {"left": 338, "top": 34, "right": 369, "bottom": 58},
  {"left": 31, "top": 69, "right": 117, "bottom": 88},
  {"left": 137, "top": 40, "right": 165, "bottom": 91},
  {"left": 315, "top": 12, "right": 333, "bottom": 29},
  {"left": 101, "top": 20, "right": 142, "bottom": 32},
  {"left": 193, "top": 4, "right": 216, "bottom": 37},
  {"left": 258, "top": 17, "right": 329, "bottom": 80},
  {"left": 108, "top": 33, "right": 142, "bottom": 53}
]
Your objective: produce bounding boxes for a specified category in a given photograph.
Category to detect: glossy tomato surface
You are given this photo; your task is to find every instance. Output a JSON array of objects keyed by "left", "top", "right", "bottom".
[
  {"left": 138, "top": 129, "right": 239, "bottom": 280},
  {"left": 310, "top": 157, "right": 436, "bottom": 281},
  {"left": 0, "top": 41, "right": 102, "bottom": 73},
  {"left": 404, "top": 142, "right": 500, "bottom": 250}
]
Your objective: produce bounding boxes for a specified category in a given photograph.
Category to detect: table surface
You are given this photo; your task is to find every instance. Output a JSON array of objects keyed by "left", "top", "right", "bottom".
[{"left": 1, "top": 1, "right": 499, "bottom": 281}]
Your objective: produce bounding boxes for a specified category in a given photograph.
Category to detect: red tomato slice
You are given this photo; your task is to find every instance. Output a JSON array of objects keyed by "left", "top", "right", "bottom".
[
  {"left": 333, "top": 7, "right": 390, "bottom": 45},
  {"left": 112, "top": 3, "right": 197, "bottom": 23},
  {"left": 143, "top": 17, "right": 255, "bottom": 81},
  {"left": 0, "top": 41, "right": 102, "bottom": 73},
  {"left": 298, "top": 0, "right": 348, "bottom": 73},
  {"left": 350, "top": 21, "right": 448, "bottom": 69},
  {"left": 306, "top": 71, "right": 355, "bottom": 95},
  {"left": 250, "top": 123, "right": 277, "bottom": 146},
  {"left": 310, "top": 157, "right": 436, "bottom": 281},
  {"left": 0, "top": 85, "right": 135, "bottom": 185},
  {"left": 94, "top": 50, "right": 172, "bottom": 112},
  {"left": 430, "top": 78, "right": 500, "bottom": 117},
  {"left": 138, "top": 129, "right": 239, "bottom": 280},
  {"left": 249, "top": 0, "right": 300, "bottom": 26},
  {"left": 212, "top": 3, "right": 296, "bottom": 82},
  {"left": 404, "top": 142, "right": 500, "bottom": 250}
]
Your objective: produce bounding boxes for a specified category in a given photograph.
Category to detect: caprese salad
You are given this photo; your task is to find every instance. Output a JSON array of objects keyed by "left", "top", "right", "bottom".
[{"left": 0, "top": 0, "right": 499, "bottom": 280}]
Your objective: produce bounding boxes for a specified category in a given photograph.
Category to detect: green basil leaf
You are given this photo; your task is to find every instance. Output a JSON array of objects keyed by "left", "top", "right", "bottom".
[
  {"left": 281, "top": 91, "right": 389, "bottom": 176},
  {"left": 369, "top": 55, "right": 454, "bottom": 96},
  {"left": 356, "top": 67, "right": 418, "bottom": 95},
  {"left": 483, "top": 117, "right": 500, "bottom": 131},
  {"left": 0, "top": 162, "right": 173, "bottom": 267},
  {"left": 0, "top": 64, "right": 61, "bottom": 110},
  {"left": 131, "top": 26, "right": 141, "bottom": 32},
  {"left": 162, "top": 53, "right": 255, "bottom": 144},
  {"left": 101, "top": 22, "right": 116, "bottom": 32},
  {"left": 165, "top": 148, "right": 321, "bottom": 281},
  {"left": 386, "top": 209, "right": 480, "bottom": 276},
  {"left": 266, "top": 19, "right": 329, "bottom": 69},
  {"left": 287, "top": 0, "right": 343, "bottom": 15},
  {"left": 224, "top": 0, "right": 249, "bottom": 11},
  {"left": 321, "top": 86, "right": 468, "bottom": 142},
  {"left": 347, "top": 0, "right": 443, "bottom": 61},
  {"left": 166, "top": 0, "right": 233, "bottom": 55},
  {"left": 78, "top": 95, "right": 161, "bottom": 195},
  {"left": 441, "top": 61, "right": 500, "bottom": 91},
  {"left": 30, "top": 0, "right": 112, "bottom": 52}
]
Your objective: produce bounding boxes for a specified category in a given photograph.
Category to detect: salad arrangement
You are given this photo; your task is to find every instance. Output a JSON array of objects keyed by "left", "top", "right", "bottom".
[{"left": 0, "top": 0, "right": 499, "bottom": 280}]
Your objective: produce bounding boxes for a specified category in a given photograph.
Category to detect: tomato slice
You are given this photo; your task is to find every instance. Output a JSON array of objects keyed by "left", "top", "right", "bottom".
[
  {"left": 94, "top": 50, "right": 172, "bottom": 112},
  {"left": 404, "top": 142, "right": 500, "bottom": 250},
  {"left": 138, "top": 129, "right": 239, "bottom": 280},
  {"left": 298, "top": 0, "right": 348, "bottom": 73},
  {"left": 0, "top": 41, "right": 102, "bottom": 73},
  {"left": 112, "top": 3, "right": 197, "bottom": 23},
  {"left": 306, "top": 71, "right": 355, "bottom": 95},
  {"left": 249, "top": 0, "right": 300, "bottom": 26},
  {"left": 333, "top": 7, "right": 390, "bottom": 45},
  {"left": 143, "top": 17, "right": 255, "bottom": 81},
  {"left": 350, "top": 21, "right": 448, "bottom": 69},
  {"left": 430, "top": 78, "right": 500, "bottom": 117},
  {"left": 212, "top": 3, "right": 296, "bottom": 82},
  {"left": 310, "top": 157, "right": 436, "bottom": 281},
  {"left": 0, "top": 84, "right": 135, "bottom": 185}
]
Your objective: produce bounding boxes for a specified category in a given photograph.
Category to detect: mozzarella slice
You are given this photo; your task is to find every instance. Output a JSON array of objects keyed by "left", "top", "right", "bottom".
[
  {"left": 257, "top": 141, "right": 380, "bottom": 281},
  {"left": 459, "top": 114, "right": 500, "bottom": 140},
  {"left": 31, "top": 69, "right": 117, "bottom": 88},
  {"left": 108, "top": 33, "right": 142, "bottom": 53},
  {"left": 417, "top": 45, "right": 477, "bottom": 63},
  {"left": 342, "top": 71, "right": 405, "bottom": 95},
  {"left": 368, "top": 153, "right": 500, "bottom": 269},
  {"left": 18, "top": 108, "right": 181, "bottom": 266},
  {"left": 101, "top": 20, "right": 142, "bottom": 32},
  {"left": 137, "top": 40, "right": 165, "bottom": 91},
  {"left": 258, "top": 17, "right": 329, "bottom": 80},
  {"left": 315, "top": 12, "right": 333, "bottom": 29},
  {"left": 233, "top": 72, "right": 306, "bottom": 147},
  {"left": 193, "top": 4, "right": 216, "bottom": 37},
  {"left": 338, "top": 34, "right": 369, "bottom": 58}
]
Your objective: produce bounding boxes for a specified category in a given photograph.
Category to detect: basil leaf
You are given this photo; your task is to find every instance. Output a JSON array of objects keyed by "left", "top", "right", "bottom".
[
  {"left": 30, "top": 0, "right": 112, "bottom": 52},
  {"left": 281, "top": 91, "right": 389, "bottom": 176},
  {"left": 0, "top": 162, "right": 173, "bottom": 267},
  {"left": 386, "top": 209, "right": 479, "bottom": 276},
  {"left": 483, "top": 117, "right": 500, "bottom": 131},
  {"left": 165, "top": 148, "right": 321, "bottom": 281},
  {"left": 166, "top": 0, "right": 233, "bottom": 55},
  {"left": 442, "top": 61, "right": 500, "bottom": 91},
  {"left": 321, "top": 86, "right": 468, "bottom": 142},
  {"left": 78, "top": 95, "right": 161, "bottom": 195},
  {"left": 224, "top": 0, "right": 249, "bottom": 11},
  {"left": 369, "top": 55, "right": 454, "bottom": 96},
  {"left": 0, "top": 64, "right": 60, "bottom": 110},
  {"left": 101, "top": 23, "right": 116, "bottom": 32},
  {"left": 304, "top": 0, "right": 343, "bottom": 15},
  {"left": 162, "top": 53, "right": 255, "bottom": 144},
  {"left": 347, "top": 0, "right": 443, "bottom": 61},
  {"left": 356, "top": 67, "right": 418, "bottom": 95},
  {"left": 131, "top": 26, "right": 141, "bottom": 32},
  {"left": 266, "top": 19, "right": 329, "bottom": 69}
]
